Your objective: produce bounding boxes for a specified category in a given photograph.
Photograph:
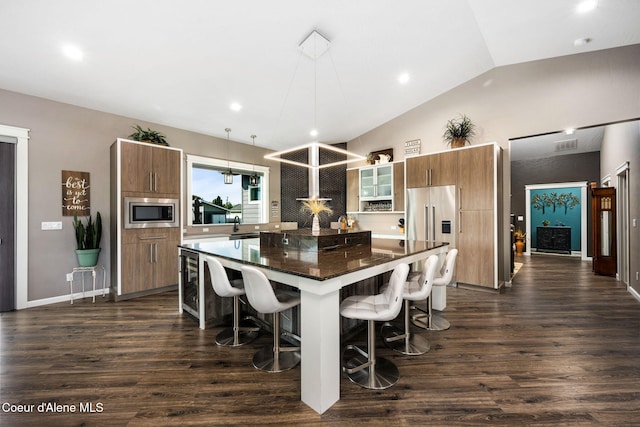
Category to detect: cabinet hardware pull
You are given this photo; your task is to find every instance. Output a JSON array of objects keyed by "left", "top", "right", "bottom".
[
  {"left": 153, "top": 172, "right": 158, "bottom": 192},
  {"left": 149, "top": 172, "right": 153, "bottom": 192},
  {"left": 139, "top": 236, "right": 167, "bottom": 241}
]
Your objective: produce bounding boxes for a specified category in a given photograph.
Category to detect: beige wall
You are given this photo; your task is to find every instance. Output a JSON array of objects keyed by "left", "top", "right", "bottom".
[
  {"left": 0, "top": 89, "right": 280, "bottom": 302},
  {"left": 347, "top": 44, "right": 640, "bottom": 288}
]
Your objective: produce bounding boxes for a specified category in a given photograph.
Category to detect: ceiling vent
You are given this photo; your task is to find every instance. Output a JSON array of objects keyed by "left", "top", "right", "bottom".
[{"left": 554, "top": 138, "right": 578, "bottom": 152}]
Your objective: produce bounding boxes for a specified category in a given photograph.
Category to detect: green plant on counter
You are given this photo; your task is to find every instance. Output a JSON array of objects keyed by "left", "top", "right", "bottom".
[
  {"left": 73, "top": 212, "right": 102, "bottom": 250},
  {"left": 129, "top": 125, "right": 168, "bottom": 146},
  {"left": 542, "top": 219, "right": 551, "bottom": 226}
]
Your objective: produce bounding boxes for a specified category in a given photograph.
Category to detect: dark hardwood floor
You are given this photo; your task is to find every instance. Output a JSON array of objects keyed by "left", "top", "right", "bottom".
[{"left": 2, "top": 255, "right": 639, "bottom": 426}]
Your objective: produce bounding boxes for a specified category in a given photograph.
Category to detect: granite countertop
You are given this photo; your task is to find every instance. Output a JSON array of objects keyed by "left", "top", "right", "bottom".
[{"left": 179, "top": 237, "right": 448, "bottom": 281}]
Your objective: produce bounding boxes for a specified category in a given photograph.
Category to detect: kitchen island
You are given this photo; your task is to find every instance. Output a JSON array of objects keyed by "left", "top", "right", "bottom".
[{"left": 178, "top": 235, "right": 448, "bottom": 414}]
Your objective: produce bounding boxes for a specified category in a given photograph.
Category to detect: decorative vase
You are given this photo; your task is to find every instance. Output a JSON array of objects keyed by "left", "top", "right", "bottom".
[
  {"left": 312, "top": 214, "right": 320, "bottom": 235},
  {"left": 76, "top": 248, "right": 101, "bottom": 267},
  {"left": 515, "top": 239, "right": 525, "bottom": 256}
]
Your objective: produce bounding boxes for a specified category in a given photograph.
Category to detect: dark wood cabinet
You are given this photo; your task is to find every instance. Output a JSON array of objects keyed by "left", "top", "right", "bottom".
[{"left": 536, "top": 226, "right": 571, "bottom": 254}]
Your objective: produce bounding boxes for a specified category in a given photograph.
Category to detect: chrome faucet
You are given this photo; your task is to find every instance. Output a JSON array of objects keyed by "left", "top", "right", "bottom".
[{"left": 233, "top": 216, "right": 240, "bottom": 232}]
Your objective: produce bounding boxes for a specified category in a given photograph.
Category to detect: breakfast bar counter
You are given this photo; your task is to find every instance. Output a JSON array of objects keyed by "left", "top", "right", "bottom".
[{"left": 178, "top": 236, "right": 448, "bottom": 414}]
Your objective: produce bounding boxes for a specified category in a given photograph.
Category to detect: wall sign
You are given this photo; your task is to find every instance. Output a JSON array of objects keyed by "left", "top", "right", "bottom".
[
  {"left": 62, "top": 170, "right": 90, "bottom": 216},
  {"left": 404, "top": 139, "right": 421, "bottom": 156}
]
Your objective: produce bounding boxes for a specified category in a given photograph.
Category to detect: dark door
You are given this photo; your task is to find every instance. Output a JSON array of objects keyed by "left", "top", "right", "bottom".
[
  {"left": 591, "top": 187, "right": 616, "bottom": 276},
  {"left": 0, "top": 141, "right": 16, "bottom": 311}
]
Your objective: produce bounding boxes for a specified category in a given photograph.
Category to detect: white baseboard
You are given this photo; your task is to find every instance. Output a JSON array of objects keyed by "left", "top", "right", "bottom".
[{"left": 26, "top": 288, "right": 109, "bottom": 308}]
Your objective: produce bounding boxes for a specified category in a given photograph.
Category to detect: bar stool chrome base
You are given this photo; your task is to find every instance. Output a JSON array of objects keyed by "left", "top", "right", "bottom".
[
  {"left": 215, "top": 296, "right": 260, "bottom": 346},
  {"left": 215, "top": 320, "right": 260, "bottom": 346},
  {"left": 252, "top": 311, "right": 300, "bottom": 373},
  {"left": 381, "top": 301, "right": 430, "bottom": 355},
  {"left": 411, "top": 303, "right": 451, "bottom": 331},
  {"left": 253, "top": 346, "right": 301, "bottom": 373},
  {"left": 342, "top": 320, "right": 399, "bottom": 390}
]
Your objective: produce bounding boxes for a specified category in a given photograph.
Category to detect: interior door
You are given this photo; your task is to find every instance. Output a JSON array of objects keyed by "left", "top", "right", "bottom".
[{"left": 0, "top": 141, "right": 16, "bottom": 311}]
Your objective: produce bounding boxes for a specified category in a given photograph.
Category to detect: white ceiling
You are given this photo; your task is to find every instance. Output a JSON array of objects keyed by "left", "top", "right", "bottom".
[{"left": 2, "top": 0, "right": 639, "bottom": 150}]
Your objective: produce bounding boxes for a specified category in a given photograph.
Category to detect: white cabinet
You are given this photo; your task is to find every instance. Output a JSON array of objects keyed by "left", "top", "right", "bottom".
[
  {"left": 360, "top": 164, "right": 393, "bottom": 200},
  {"left": 347, "top": 162, "right": 404, "bottom": 213}
]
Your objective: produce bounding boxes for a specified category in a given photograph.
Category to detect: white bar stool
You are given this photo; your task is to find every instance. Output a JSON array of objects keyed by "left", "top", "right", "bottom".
[
  {"left": 381, "top": 255, "right": 438, "bottom": 355},
  {"left": 412, "top": 249, "right": 457, "bottom": 331},
  {"left": 241, "top": 266, "right": 301, "bottom": 373},
  {"left": 67, "top": 265, "right": 106, "bottom": 304},
  {"left": 340, "top": 263, "right": 409, "bottom": 390},
  {"left": 205, "top": 256, "right": 259, "bottom": 346}
]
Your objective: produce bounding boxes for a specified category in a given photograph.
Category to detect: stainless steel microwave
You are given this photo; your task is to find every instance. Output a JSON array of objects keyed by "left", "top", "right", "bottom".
[{"left": 124, "top": 197, "right": 179, "bottom": 229}]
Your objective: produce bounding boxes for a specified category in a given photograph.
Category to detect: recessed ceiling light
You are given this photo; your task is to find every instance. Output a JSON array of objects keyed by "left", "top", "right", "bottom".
[
  {"left": 576, "top": 0, "right": 597, "bottom": 14},
  {"left": 310, "top": 129, "right": 318, "bottom": 137},
  {"left": 565, "top": 128, "right": 575, "bottom": 135},
  {"left": 398, "top": 72, "right": 410, "bottom": 85},
  {"left": 230, "top": 102, "right": 242, "bottom": 112},
  {"left": 574, "top": 37, "right": 592, "bottom": 47},
  {"left": 62, "top": 44, "right": 83, "bottom": 61}
]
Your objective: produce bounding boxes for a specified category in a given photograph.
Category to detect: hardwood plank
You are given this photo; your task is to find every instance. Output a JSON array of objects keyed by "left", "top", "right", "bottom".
[{"left": 1, "top": 255, "right": 639, "bottom": 425}]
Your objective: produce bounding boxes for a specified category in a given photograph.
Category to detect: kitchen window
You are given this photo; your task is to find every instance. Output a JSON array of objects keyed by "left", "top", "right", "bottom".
[{"left": 186, "top": 154, "right": 269, "bottom": 226}]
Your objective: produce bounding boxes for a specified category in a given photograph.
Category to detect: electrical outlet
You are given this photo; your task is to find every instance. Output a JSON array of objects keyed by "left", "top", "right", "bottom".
[
  {"left": 636, "top": 272, "right": 639, "bottom": 281},
  {"left": 66, "top": 273, "right": 73, "bottom": 281},
  {"left": 390, "top": 225, "right": 397, "bottom": 230},
  {"left": 254, "top": 225, "right": 259, "bottom": 229},
  {"left": 42, "top": 221, "right": 62, "bottom": 230},
  {"left": 633, "top": 218, "right": 637, "bottom": 227},
  {"left": 275, "top": 224, "right": 280, "bottom": 228},
  {"left": 203, "top": 227, "right": 209, "bottom": 232}
]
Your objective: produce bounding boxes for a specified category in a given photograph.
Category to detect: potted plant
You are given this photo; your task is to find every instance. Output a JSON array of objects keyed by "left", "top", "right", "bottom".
[
  {"left": 542, "top": 219, "right": 551, "bottom": 226},
  {"left": 443, "top": 114, "right": 476, "bottom": 148},
  {"left": 301, "top": 198, "right": 333, "bottom": 235},
  {"left": 128, "top": 125, "right": 169, "bottom": 146},
  {"left": 73, "top": 212, "right": 102, "bottom": 267}
]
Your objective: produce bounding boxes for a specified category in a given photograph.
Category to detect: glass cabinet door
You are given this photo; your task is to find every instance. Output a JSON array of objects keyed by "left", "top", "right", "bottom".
[
  {"left": 376, "top": 165, "right": 392, "bottom": 197},
  {"left": 359, "top": 168, "right": 375, "bottom": 198}
]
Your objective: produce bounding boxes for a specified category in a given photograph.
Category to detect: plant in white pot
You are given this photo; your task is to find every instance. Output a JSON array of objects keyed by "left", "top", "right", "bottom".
[{"left": 73, "top": 212, "right": 102, "bottom": 267}]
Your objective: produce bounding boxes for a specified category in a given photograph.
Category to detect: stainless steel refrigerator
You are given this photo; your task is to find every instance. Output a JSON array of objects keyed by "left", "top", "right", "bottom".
[
  {"left": 406, "top": 184, "right": 457, "bottom": 313},
  {"left": 406, "top": 185, "right": 456, "bottom": 247}
]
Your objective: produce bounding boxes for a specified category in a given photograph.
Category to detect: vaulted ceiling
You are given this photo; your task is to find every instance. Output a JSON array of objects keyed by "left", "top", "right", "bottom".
[{"left": 2, "top": 1, "right": 639, "bottom": 150}]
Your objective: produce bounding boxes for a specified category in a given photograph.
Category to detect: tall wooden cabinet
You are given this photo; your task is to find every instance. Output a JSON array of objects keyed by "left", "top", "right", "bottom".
[
  {"left": 456, "top": 144, "right": 501, "bottom": 288},
  {"left": 111, "top": 139, "right": 183, "bottom": 300},
  {"left": 404, "top": 143, "right": 502, "bottom": 289}
]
